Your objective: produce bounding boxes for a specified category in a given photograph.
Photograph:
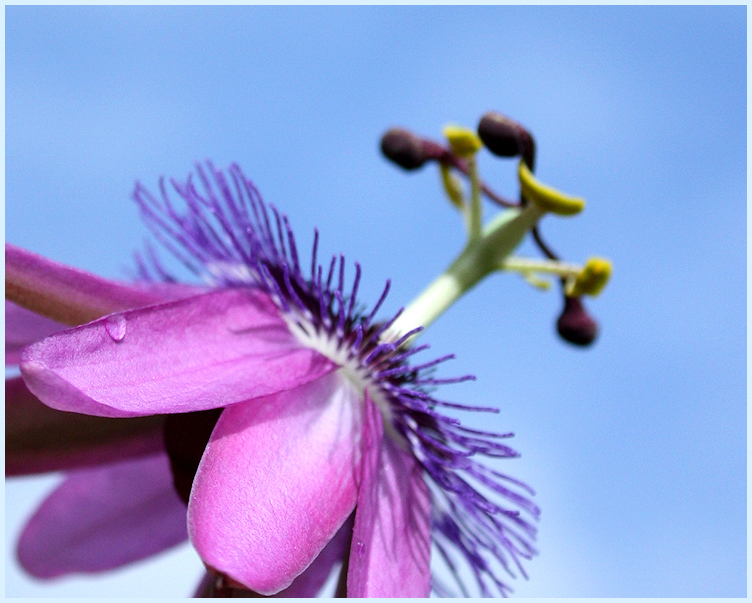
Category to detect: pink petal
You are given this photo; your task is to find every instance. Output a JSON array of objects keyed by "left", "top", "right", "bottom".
[
  {"left": 20, "top": 288, "right": 337, "bottom": 417},
  {"left": 6, "top": 376, "right": 165, "bottom": 476},
  {"left": 6, "top": 243, "right": 188, "bottom": 326},
  {"left": 192, "top": 517, "right": 353, "bottom": 598},
  {"left": 347, "top": 391, "right": 432, "bottom": 597},
  {"left": 5, "top": 301, "right": 66, "bottom": 365},
  {"left": 16, "top": 453, "right": 188, "bottom": 578},
  {"left": 188, "top": 371, "right": 362, "bottom": 595},
  {"left": 276, "top": 514, "right": 353, "bottom": 597}
]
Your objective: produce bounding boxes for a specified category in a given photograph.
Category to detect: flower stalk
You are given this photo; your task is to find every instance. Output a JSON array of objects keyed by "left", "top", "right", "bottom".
[{"left": 390, "top": 203, "right": 544, "bottom": 338}]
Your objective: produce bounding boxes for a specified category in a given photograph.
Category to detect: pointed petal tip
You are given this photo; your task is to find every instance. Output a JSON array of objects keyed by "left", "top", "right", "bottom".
[
  {"left": 19, "top": 288, "right": 337, "bottom": 418},
  {"left": 20, "top": 355, "right": 134, "bottom": 418}
]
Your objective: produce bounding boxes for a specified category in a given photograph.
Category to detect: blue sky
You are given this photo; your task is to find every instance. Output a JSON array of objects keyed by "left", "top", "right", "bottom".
[{"left": 5, "top": 6, "right": 746, "bottom": 597}]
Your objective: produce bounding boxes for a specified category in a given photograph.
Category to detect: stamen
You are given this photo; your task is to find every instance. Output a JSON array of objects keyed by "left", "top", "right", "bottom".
[
  {"left": 444, "top": 124, "right": 483, "bottom": 242},
  {"left": 380, "top": 127, "right": 431, "bottom": 171},
  {"left": 443, "top": 125, "right": 483, "bottom": 158},
  {"left": 557, "top": 296, "right": 598, "bottom": 346},
  {"left": 440, "top": 163, "right": 465, "bottom": 209},
  {"left": 477, "top": 111, "right": 536, "bottom": 172},
  {"left": 518, "top": 161, "right": 585, "bottom": 216},
  {"left": 566, "top": 257, "right": 612, "bottom": 297}
]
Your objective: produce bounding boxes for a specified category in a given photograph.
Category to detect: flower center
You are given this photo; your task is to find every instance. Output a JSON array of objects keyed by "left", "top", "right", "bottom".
[{"left": 282, "top": 311, "right": 397, "bottom": 429}]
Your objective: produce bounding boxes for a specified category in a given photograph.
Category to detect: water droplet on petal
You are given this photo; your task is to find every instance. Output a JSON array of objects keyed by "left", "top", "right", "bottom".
[
  {"left": 104, "top": 315, "right": 127, "bottom": 342},
  {"left": 356, "top": 540, "right": 365, "bottom": 558}
]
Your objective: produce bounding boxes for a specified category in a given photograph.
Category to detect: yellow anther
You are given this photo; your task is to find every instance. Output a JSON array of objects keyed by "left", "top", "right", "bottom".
[
  {"left": 567, "top": 257, "right": 612, "bottom": 297},
  {"left": 439, "top": 164, "right": 465, "bottom": 208},
  {"left": 443, "top": 125, "right": 483, "bottom": 157},
  {"left": 518, "top": 161, "right": 585, "bottom": 216}
]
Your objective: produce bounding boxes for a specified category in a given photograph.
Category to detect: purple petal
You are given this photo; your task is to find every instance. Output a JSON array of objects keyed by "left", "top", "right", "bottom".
[
  {"left": 6, "top": 376, "right": 165, "bottom": 476},
  {"left": 16, "top": 454, "right": 188, "bottom": 578},
  {"left": 6, "top": 243, "right": 189, "bottom": 326},
  {"left": 347, "top": 391, "right": 432, "bottom": 597},
  {"left": 20, "top": 288, "right": 337, "bottom": 417},
  {"left": 188, "top": 371, "right": 362, "bottom": 595},
  {"left": 5, "top": 301, "right": 66, "bottom": 365}
]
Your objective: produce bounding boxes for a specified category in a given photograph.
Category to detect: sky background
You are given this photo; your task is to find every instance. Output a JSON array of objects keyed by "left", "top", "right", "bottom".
[{"left": 4, "top": 5, "right": 746, "bottom": 598}]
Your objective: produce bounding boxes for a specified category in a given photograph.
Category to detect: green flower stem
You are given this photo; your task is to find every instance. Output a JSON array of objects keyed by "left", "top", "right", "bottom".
[{"left": 390, "top": 203, "right": 545, "bottom": 339}]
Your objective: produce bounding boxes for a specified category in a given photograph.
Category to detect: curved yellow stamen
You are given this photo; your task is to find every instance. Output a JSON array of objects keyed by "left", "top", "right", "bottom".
[
  {"left": 518, "top": 161, "right": 585, "bottom": 216},
  {"left": 439, "top": 164, "right": 465, "bottom": 209},
  {"left": 567, "top": 257, "right": 612, "bottom": 297},
  {"left": 443, "top": 125, "right": 483, "bottom": 157}
]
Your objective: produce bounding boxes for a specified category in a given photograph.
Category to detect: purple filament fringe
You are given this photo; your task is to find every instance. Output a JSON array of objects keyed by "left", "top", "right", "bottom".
[{"left": 131, "top": 161, "right": 539, "bottom": 597}]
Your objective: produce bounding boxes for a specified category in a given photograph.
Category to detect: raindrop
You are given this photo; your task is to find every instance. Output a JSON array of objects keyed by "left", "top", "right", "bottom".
[
  {"left": 104, "top": 315, "right": 127, "bottom": 342},
  {"left": 356, "top": 540, "right": 365, "bottom": 558}
]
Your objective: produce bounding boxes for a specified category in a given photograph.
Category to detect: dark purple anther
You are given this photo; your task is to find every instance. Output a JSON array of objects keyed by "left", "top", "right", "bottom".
[
  {"left": 379, "top": 127, "right": 450, "bottom": 171},
  {"left": 380, "top": 126, "right": 519, "bottom": 208},
  {"left": 477, "top": 111, "right": 536, "bottom": 171},
  {"left": 556, "top": 296, "right": 598, "bottom": 346},
  {"left": 380, "top": 128, "right": 430, "bottom": 170}
]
